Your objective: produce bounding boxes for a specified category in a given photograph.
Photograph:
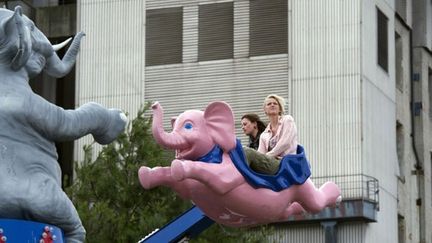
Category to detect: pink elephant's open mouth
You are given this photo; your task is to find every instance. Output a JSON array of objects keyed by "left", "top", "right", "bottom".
[{"left": 175, "top": 148, "right": 193, "bottom": 160}]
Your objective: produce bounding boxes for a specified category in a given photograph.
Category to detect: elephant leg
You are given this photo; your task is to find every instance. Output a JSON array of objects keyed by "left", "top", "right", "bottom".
[
  {"left": 23, "top": 180, "right": 85, "bottom": 243},
  {"left": 293, "top": 179, "right": 341, "bottom": 213},
  {"left": 47, "top": 199, "right": 85, "bottom": 243},
  {"left": 59, "top": 204, "right": 86, "bottom": 243},
  {"left": 138, "top": 165, "right": 192, "bottom": 199},
  {"left": 319, "top": 181, "right": 342, "bottom": 207},
  {"left": 171, "top": 159, "right": 243, "bottom": 195},
  {"left": 282, "top": 202, "right": 306, "bottom": 218}
]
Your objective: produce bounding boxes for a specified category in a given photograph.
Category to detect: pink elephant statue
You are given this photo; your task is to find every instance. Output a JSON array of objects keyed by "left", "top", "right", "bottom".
[{"left": 138, "top": 101, "right": 341, "bottom": 226}]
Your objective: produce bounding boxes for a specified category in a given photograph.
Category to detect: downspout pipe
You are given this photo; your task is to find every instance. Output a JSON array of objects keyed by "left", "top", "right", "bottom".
[{"left": 409, "top": 31, "right": 425, "bottom": 243}]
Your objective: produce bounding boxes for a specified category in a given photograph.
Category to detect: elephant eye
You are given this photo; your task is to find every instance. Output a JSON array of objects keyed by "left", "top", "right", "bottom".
[{"left": 184, "top": 122, "right": 193, "bottom": 131}]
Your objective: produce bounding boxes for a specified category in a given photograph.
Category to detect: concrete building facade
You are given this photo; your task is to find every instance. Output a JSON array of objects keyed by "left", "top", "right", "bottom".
[{"left": 1, "top": 0, "right": 431, "bottom": 242}]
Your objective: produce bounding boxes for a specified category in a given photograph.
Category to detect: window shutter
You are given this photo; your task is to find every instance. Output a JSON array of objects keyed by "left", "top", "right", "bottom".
[
  {"left": 250, "top": 0, "right": 287, "bottom": 56},
  {"left": 146, "top": 7, "right": 183, "bottom": 66},
  {"left": 198, "top": 2, "right": 234, "bottom": 61}
]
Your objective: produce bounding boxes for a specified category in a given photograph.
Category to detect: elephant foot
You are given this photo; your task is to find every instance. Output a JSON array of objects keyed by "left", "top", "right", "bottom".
[
  {"left": 64, "top": 226, "right": 86, "bottom": 243},
  {"left": 171, "top": 159, "right": 186, "bottom": 181},
  {"left": 138, "top": 166, "right": 156, "bottom": 189}
]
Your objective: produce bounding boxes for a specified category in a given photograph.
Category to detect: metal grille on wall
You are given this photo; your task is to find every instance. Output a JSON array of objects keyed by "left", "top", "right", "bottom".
[
  {"left": 198, "top": 2, "right": 234, "bottom": 61},
  {"left": 250, "top": 0, "right": 288, "bottom": 56},
  {"left": 146, "top": 7, "right": 183, "bottom": 66}
]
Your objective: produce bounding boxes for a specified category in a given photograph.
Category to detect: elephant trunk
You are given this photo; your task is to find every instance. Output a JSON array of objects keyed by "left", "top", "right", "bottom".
[
  {"left": 43, "top": 31, "right": 85, "bottom": 78},
  {"left": 152, "top": 102, "right": 188, "bottom": 150}
]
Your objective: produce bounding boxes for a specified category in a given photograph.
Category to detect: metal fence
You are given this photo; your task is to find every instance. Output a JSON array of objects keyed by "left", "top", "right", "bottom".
[{"left": 311, "top": 174, "right": 379, "bottom": 209}]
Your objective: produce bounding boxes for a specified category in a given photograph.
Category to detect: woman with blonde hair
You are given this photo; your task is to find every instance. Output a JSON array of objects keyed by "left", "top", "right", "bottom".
[{"left": 244, "top": 94, "right": 298, "bottom": 175}]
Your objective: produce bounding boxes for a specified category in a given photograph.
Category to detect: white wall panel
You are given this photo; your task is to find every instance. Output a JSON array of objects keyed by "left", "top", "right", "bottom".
[
  {"left": 338, "top": 222, "right": 366, "bottom": 243},
  {"left": 291, "top": 0, "right": 362, "bottom": 177},
  {"left": 76, "top": 0, "right": 146, "bottom": 161},
  {"left": 363, "top": 77, "right": 398, "bottom": 198},
  {"left": 361, "top": 1, "right": 399, "bottom": 243},
  {"left": 233, "top": 0, "right": 249, "bottom": 58},
  {"left": 183, "top": 5, "right": 198, "bottom": 62},
  {"left": 269, "top": 221, "right": 366, "bottom": 243},
  {"left": 268, "top": 224, "right": 325, "bottom": 243},
  {"left": 147, "top": 0, "right": 234, "bottom": 9}
]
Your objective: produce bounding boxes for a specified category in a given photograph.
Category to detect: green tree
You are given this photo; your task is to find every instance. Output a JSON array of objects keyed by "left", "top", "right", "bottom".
[{"left": 66, "top": 103, "right": 272, "bottom": 243}]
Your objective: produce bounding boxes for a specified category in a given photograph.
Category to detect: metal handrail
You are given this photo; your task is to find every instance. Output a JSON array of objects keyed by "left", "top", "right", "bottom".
[{"left": 310, "top": 174, "right": 380, "bottom": 207}]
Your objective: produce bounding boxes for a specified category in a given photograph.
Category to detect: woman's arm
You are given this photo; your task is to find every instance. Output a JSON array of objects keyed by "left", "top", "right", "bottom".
[
  {"left": 266, "top": 115, "right": 298, "bottom": 158},
  {"left": 257, "top": 128, "right": 269, "bottom": 154}
]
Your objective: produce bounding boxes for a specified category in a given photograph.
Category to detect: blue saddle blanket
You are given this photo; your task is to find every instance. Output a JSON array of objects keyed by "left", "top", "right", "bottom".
[{"left": 197, "top": 139, "right": 311, "bottom": 192}]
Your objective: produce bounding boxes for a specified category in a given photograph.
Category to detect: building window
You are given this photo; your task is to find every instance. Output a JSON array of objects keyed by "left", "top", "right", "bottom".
[
  {"left": 398, "top": 214, "right": 406, "bottom": 243},
  {"left": 429, "top": 68, "right": 432, "bottom": 119},
  {"left": 146, "top": 7, "right": 183, "bottom": 66},
  {"left": 396, "top": 121, "right": 405, "bottom": 181},
  {"left": 395, "top": 0, "right": 407, "bottom": 21},
  {"left": 250, "top": 0, "right": 287, "bottom": 56},
  {"left": 395, "top": 32, "right": 403, "bottom": 91},
  {"left": 198, "top": 2, "right": 233, "bottom": 61},
  {"left": 377, "top": 8, "right": 388, "bottom": 72}
]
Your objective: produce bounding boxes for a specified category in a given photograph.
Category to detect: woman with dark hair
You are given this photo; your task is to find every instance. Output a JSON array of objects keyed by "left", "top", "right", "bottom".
[{"left": 241, "top": 113, "right": 266, "bottom": 150}]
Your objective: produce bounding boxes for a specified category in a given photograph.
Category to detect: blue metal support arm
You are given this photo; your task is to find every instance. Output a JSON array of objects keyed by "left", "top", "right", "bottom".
[{"left": 138, "top": 206, "right": 214, "bottom": 243}]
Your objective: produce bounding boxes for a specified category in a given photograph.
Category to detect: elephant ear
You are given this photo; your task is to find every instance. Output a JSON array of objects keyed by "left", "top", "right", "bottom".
[
  {"left": 204, "top": 101, "right": 236, "bottom": 151},
  {"left": 2, "top": 6, "right": 31, "bottom": 70}
]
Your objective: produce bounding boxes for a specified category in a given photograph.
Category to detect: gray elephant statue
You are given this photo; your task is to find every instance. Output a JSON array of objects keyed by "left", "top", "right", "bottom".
[{"left": 0, "top": 6, "right": 127, "bottom": 242}]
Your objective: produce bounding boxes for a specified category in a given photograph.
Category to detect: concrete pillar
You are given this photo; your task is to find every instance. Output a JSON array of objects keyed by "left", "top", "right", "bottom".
[{"left": 321, "top": 221, "right": 337, "bottom": 243}]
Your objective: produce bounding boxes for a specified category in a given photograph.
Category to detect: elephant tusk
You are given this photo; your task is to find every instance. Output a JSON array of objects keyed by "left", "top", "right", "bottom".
[{"left": 52, "top": 37, "right": 72, "bottom": 51}]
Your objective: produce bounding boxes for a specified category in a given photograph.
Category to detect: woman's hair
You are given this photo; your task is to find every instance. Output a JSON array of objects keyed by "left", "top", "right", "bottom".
[
  {"left": 263, "top": 94, "right": 286, "bottom": 115},
  {"left": 241, "top": 113, "right": 266, "bottom": 134}
]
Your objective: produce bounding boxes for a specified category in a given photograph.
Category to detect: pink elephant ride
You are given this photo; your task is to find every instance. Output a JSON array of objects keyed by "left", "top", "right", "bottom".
[{"left": 138, "top": 101, "right": 341, "bottom": 227}]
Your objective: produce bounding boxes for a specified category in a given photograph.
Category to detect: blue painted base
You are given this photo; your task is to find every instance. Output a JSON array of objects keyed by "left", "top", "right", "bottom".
[{"left": 0, "top": 219, "right": 64, "bottom": 242}]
